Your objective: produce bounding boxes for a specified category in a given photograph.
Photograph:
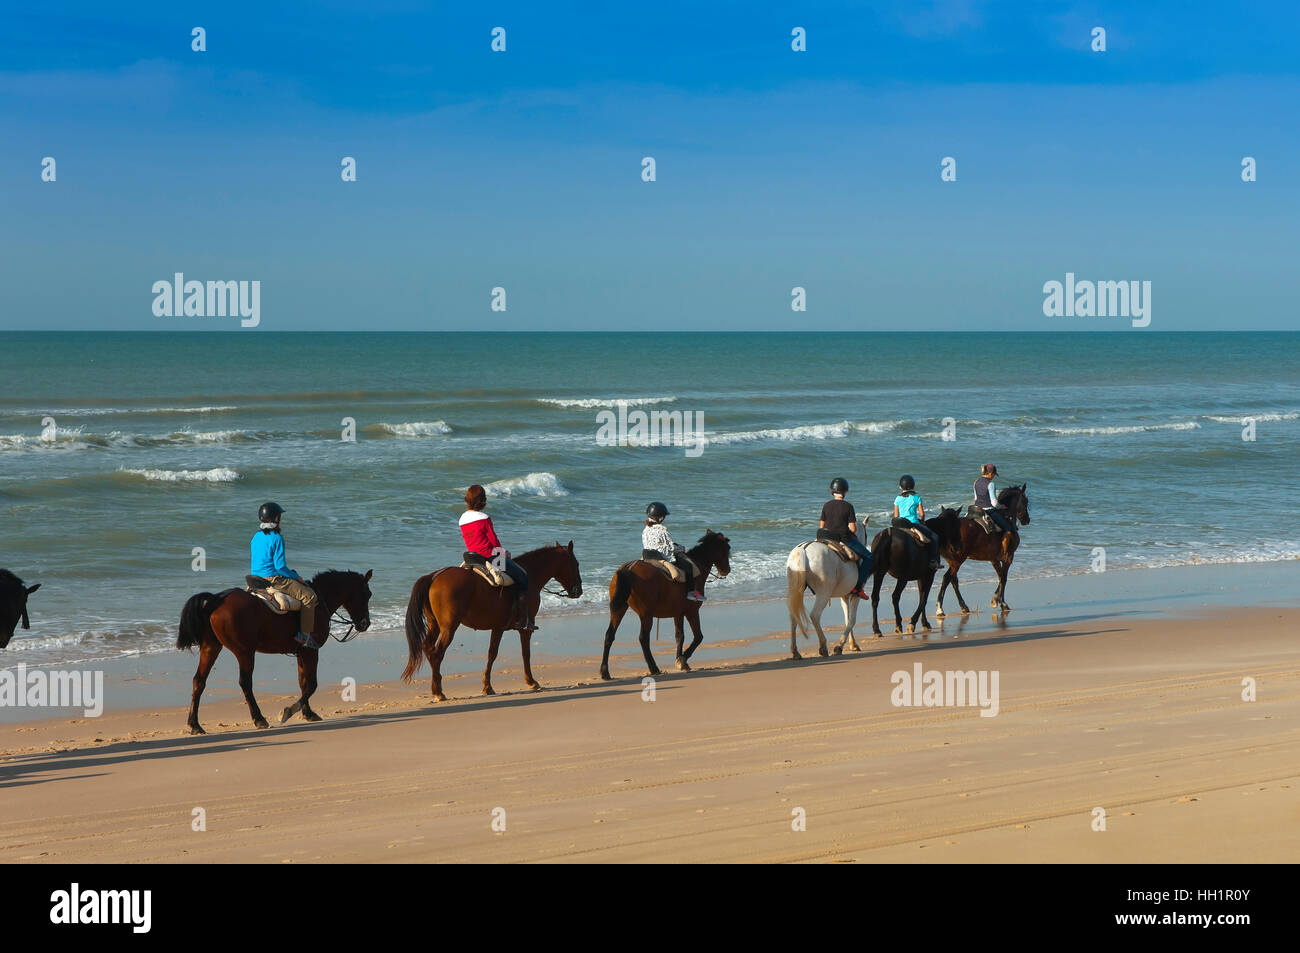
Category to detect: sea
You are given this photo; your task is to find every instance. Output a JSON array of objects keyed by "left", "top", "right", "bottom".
[{"left": 2, "top": 331, "right": 1297, "bottom": 668}]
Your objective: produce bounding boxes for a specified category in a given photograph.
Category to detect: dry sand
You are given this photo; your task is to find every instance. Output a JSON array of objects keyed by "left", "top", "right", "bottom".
[{"left": 1, "top": 605, "right": 1297, "bottom": 863}]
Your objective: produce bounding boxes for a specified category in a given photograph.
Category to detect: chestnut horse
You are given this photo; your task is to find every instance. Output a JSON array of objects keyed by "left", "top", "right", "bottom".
[
  {"left": 599, "top": 530, "right": 732, "bottom": 680},
  {"left": 869, "top": 508, "right": 963, "bottom": 636},
  {"left": 935, "top": 484, "right": 1030, "bottom": 616},
  {"left": 0, "top": 569, "right": 40, "bottom": 649},
  {"left": 176, "top": 569, "right": 374, "bottom": 734},
  {"left": 402, "top": 542, "right": 583, "bottom": 702}
]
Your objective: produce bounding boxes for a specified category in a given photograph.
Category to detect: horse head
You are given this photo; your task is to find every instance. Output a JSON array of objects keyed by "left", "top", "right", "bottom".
[
  {"left": 310, "top": 569, "right": 374, "bottom": 634},
  {"left": 0, "top": 571, "right": 40, "bottom": 649},
  {"left": 550, "top": 541, "right": 584, "bottom": 599},
  {"left": 691, "top": 530, "right": 732, "bottom": 579},
  {"left": 999, "top": 484, "right": 1030, "bottom": 526}
]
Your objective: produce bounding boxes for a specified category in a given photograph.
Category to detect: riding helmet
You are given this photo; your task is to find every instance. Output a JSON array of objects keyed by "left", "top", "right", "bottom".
[
  {"left": 645, "top": 501, "right": 669, "bottom": 520},
  {"left": 258, "top": 501, "right": 285, "bottom": 523},
  {"left": 898, "top": 474, "right": 915, "bottom": 491},
  {"left": 829, "top": 477, "right": 849, "bottom": 494}
]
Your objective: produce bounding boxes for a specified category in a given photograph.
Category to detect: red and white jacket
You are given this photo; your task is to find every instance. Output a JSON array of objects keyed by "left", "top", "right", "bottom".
[{"left": 460, "top": 509, "right": 503, "bottom": 558}]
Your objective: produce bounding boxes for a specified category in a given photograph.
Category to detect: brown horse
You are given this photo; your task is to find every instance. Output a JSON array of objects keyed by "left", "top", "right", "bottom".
[
  {"left": 935, "top": 484, "right": 1031, "bottom": 616},
  {"left": 599, "top": 530, "right": 732, "bottom": 680},
  {"left": 0, "top": 569, "right": 40, "bottom": 649},
  {"left": 401, "top": 542, "right": 583, "bottom": 702},
  {"left": 176, "top": 569, "right": 374, "bottom": 734}
]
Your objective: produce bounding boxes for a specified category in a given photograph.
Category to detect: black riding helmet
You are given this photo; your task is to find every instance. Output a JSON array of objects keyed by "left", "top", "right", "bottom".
[
  {"left": 898, "top": 474, "right": 915, "bottom": 492},
  {"left": 645, "top": 501, "right": 669, "bottom": 520},
  {"left": 829, "top": 477, "right": 849, "bottom": 494},
  {"left": 258, "top": 501, "right": 285, "bottom": 524}
]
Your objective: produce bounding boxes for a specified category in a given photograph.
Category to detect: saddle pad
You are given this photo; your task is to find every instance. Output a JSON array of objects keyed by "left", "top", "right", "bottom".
[
  {"left": 460, "top": 561, "right": 515, "bottom": 587},
  {"left": 638, "top": 557, "right": 699, "bottom": 583},
  {"left": 819, "top": 540, "right": 858, "bottom": 562},
  {"left": 894, "top": 526, "right": 929, "bottom": 546},
  {"left": 247, "top": 587, "right": 302, "bottom": 614}
]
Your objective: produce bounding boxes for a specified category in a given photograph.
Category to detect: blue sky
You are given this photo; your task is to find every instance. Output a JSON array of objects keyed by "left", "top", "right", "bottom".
[{"left": 2, "top": 1, "right": 1297, "bottom": 330}]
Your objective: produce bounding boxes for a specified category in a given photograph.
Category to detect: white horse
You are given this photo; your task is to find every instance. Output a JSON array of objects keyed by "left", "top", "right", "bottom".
[{"left": 785, "top": 520, "right": 870, "bottom": 659}]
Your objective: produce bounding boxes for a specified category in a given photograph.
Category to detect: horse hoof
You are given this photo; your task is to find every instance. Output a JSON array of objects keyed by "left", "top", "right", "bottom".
[
  {"left": 831, "top": 645, "right": 843, "bottom": 656},
  {"left": 599, "top": 670, "right": 613, "bottom": 681},
  {"left": 482, "top": 686, "right": 496, "bottom": 696},
  {"left": 791, "top": 651, "right": 802, "bottom": 660},
  {"left": 818, "top": 647, "right": 829, "bottom": 657},
  {"left": 279, "top": 707, "right": 294, "bottom": 724},
  {"left": 894, "top": 626, "right": 903, "bottom": 635},
  {"left": 431, "top": 694, "right": 447, "bottom": 703},
  {"left": 527, "top": 682, "right": 543, "bottom": 692},
  {"left": 960, "top": 607, "right": 971, "bottom": 616},
  {"left": 302, "top": 711, "right": 322, "bottom": 722},
  {"left": 648, "top": 668, "right": 662, "bottom": 677},
  {"left": 935, "top": 608, "right": 945, "bottom": 618},
  {"left": 254, "top": 718, "right": 269, "bottom": 729},
  {"left": 922, "top": 623, "right": 932, "bottom": 632},
  {"left": 676, "top": 659, "right": 691, "bottom": 672},
  {"left": 990, "top": 598, "right": 999, "bottom": 608},
  {"left": 906, "top": 624, "right": 915, "bottom": 635},
  {"left": 188, "top": 725, "right": 205, "bottom": 736}
]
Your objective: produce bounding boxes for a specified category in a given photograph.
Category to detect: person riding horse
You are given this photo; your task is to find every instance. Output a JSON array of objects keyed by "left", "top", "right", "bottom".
[
  {"left": 460, "top": 484, "right": 535, "bottom": 632},
  {"left": 819, "top": 477, "right": 873, "bottom": 598},
  {"left": 250, "top": 501, "right": 321, "bottom": 649},
  {"left": 642, "top": 502, "right": 704, "bottom": 601},
  {"left": 892, "top": 475, "right": 940, "bottom": 570},
  {"left": 972, "top": 464, "right": 1015, "bottom": 534}
]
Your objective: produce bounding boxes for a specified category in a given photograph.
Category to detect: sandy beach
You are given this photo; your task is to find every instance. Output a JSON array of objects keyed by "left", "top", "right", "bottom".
[{"left": 2, "top": 566, "right": 1298, "bottom": 864}]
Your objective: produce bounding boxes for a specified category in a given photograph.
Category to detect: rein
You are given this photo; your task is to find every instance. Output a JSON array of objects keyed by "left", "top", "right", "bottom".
[{"left": 327, "top": 608, "right": 361, "bottom": 643}]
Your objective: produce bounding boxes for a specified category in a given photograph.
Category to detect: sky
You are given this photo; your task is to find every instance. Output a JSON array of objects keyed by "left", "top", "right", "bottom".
[{"left": 1, "top": 1, "right": 1297, "bottom": 331}]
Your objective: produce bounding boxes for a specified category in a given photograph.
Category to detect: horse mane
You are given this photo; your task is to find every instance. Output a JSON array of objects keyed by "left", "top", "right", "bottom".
[
  {"left": 309, "top": 569, "right": 359, "bottom": 592},
  {"left": 515, "top": 542, "right": 570, "bottom": 562},
  {"left": 688, "top": 530, "right": 729, "bottom": 557},
  {"left": 0, "top": 570, "right": 25, "bottom": 597},
  {"left": 996, "top": 485, "right": 1022, "bottom": 505}
]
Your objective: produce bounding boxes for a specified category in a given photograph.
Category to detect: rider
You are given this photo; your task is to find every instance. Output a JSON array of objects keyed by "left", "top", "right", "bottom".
[
  {"left": 250, "top": 502, "right": 320, "bottom": 649},
  {"left": 642, "top": 502, "right": 704, "bottom": 602},
  {"left": 819, "top": 478, "right": 873, "bottom": 598},
  {"left": 973, "top": 464, "right": 1014, "bottom": 533},
  {"left": 460, "top": 484, "right": 534, "bottom": 632},
  {"left": 892, "top": 476, "right": 941, "bottom": 570}
]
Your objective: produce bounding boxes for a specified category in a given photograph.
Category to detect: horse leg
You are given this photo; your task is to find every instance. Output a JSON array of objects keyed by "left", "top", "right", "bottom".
[
  {"left": 428, "top": 620, "right": 457, "bottom": 702},
  {"left": 841, "top": 595, "right": 861, "bottom": 653},
  {"left": 520, "top": 628, "right": 541, "bottom": 691},
  {"left": 915, "top": 574, "right": 934, "bottom": 632},
  {"left": 892, "top": 577, "right": 907, "bottom": 634},
  {"left": 233, "top": 649, "right": 268, "bottom": 729},
  {"left": 946, "top": 556, "right": 971, "bottom": 615},
  {"left": 673, "top": 615, "right": 687, "bottom": 669},
  {"left": 482, "top": 627, "right": 505, "bottom": 696},
  {"left": 600, "top": 603, "right": 628, "bottom": 680},
  {"left": 935, "top": 565, "right": 950, "bottom": 618},
  {"left": 681, "top": 611, "right": 704, "bottom": 665},
  {"left": 281, "top": 649, "right": 321, "bottom": 723},
  {"left": 186, "top": 638, "right": 222, "bottom": 735},
  {"left": 870, "top": 572, "right": 885, "bottom": 636},
  {"left": 809, "top": 591, "right": 830, "bottom": 657},
  {"left": 996, "top": 559, "right": 1012, "bottom": 611},
  {"left": 637, "top": 613, "right": 661, "bottom": 676}
]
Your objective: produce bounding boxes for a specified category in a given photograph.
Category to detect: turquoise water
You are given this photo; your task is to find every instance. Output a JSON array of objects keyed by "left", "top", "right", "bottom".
[{"left": 2, "top": 331, "right": 1298, "bottom": 666}]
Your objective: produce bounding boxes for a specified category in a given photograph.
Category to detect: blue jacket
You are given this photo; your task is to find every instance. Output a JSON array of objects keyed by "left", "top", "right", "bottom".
[{"left": 250, "top": 530, "right": 299, "bottom": 580}]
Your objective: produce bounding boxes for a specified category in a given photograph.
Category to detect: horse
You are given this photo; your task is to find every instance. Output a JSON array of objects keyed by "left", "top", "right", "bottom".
[
  {"left": 176, "top": 569, "right": 374, "bottom": 734},
  {"left": 935, "top": 484, "right": 1030, "bottom": 616},
  {"left": 785, "top": 520, "right": 871, "bottom": 658},
  {"left": 402, "top": 542, "right": 583, "bottom": 702},
  {"left": 870, "top": 507, "right": 963, "bottom": 636},
  {"left": 0, "top": 570, "right": 40, "bottom": 649},
  {"left": 599, "top": 530, "right": 732, "bottom": 680}
]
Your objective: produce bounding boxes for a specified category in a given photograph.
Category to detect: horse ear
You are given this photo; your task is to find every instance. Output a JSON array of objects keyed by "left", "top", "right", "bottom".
[
  {"left": 567, "top": 540, "right": 574, "bottom": 551},
  {"left": 363, "top": 569, "right": 373, "bottom": 581},
  {"left": 26, "top": 583, "right": 40, "bottom": 594}
]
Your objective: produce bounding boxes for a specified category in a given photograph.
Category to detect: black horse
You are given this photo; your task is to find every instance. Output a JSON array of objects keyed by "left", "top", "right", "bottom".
[
  {"left": 870, "top": 507, "right": 962, "bottom": 636},
  {"left": 0, "top": 570, "right": 40, "bottom": 649}
]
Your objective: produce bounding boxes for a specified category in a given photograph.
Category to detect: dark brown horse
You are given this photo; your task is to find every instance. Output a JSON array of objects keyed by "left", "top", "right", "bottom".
[
  {"left": 600, "top": 530, "right": 732, "bottom": 680},
  {"left": 0, "top": 570, "right": 40, "bottom": 649},
  {"left": 870, "top": 508, "right": 963, "bottom": 636},
  {"left": 177, "top": 569, "right": 374, "bottom": 734},
  {"left": 402, "top": 542, "right": 583, "bottom": 702},
  {"left": 935, "top": 484, "right": 1031, "bottom": 616}
]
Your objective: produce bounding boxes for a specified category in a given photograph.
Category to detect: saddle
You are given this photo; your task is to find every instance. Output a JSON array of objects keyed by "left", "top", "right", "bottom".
[
  {"left": 966, "top": 506, "right": 1011, "bottom": 536},
  {"left": 459, "top": 554, "right": 515, "bottom": 587},
  {"left": 890, "top": 524, "right": 930, "bottom": 547},
  {"left": 808, "top": 539, "right": 858, "bottom": 562},
  {"left": 245, "top": 575, "right": 304, "bottom": 615},
  {"left": 624, "top": 556, "right": 700, "bottom": 584}
]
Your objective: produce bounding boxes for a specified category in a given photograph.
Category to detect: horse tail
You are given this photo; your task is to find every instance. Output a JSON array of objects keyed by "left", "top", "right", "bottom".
[
  {"left": 177, "top": 591, "right": 223, "bottom": 650},
  {"left": 401, "top": 574, "right": 435, "bottom": 681},
  {"left": 786, "top": 546, "right": 812, "bottom": 638},
  {"left": 609, "top": 567, "right": 635, "bottom": 614}
]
